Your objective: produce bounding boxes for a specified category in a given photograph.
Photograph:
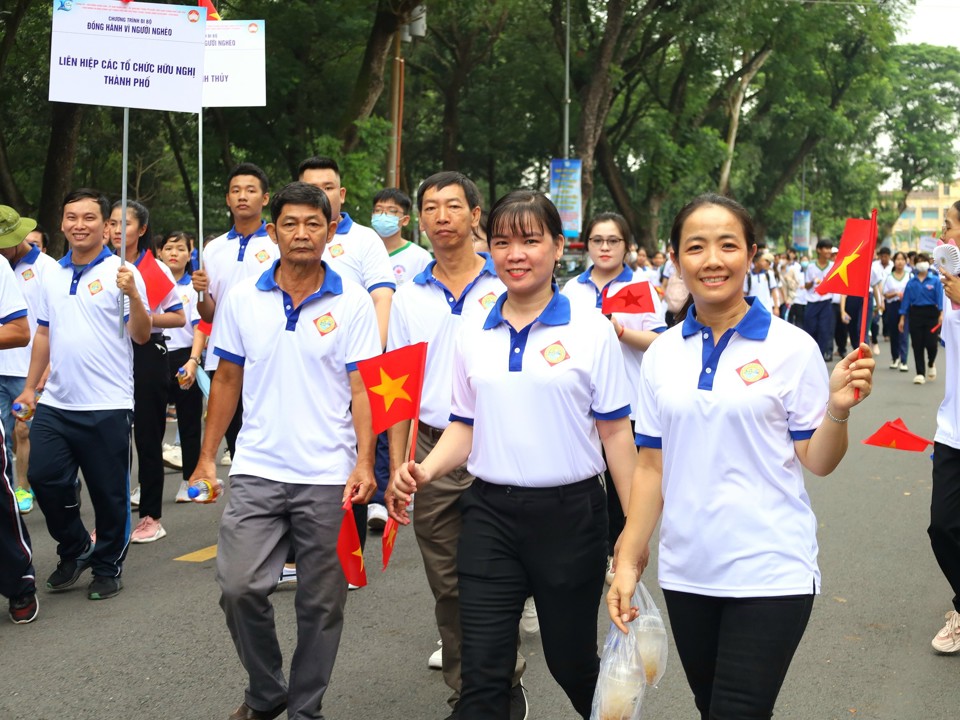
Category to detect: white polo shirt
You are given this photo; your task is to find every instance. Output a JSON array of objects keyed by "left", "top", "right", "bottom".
[
  {"left": 743, "top": 269, "right": 780, "bottom": 310},
  {"left": 561, "top": 265, "right": 666, "bottom": 421},
  {"left": 202, "top": 221, "right": 279, "bottom": 371},
  {"left": 387, "top": 253, "right": 503, "bottom": 430},
  {"left": 323, "top": 213, "right": 397, "bottom": 294},
  {"left": 166, "top": 273, "right": 200, "bottom": 351},
  {"left": 389, "top": 241, "right": 433, "bottom": 286},
  {"left": 635, "top": 298, "right": 828, "bottom": 597},
  {"left": 0, "top": 259, "right": 28, "bottom": 370},
  {"left": 936, "top": 296, "right": 960, "bottom": 449},
  {"left": 37, "top": 247, "right": 149, "bottom": 411},
  {"left": 213, "top": 260, "right": 381, "bottom": 485},
  {"left": 451, "top": 289, "right": 632, "bottom": 487},
  {"left": 0, "top": 245, "right": 57, "bottom": 377},
  {"left": 804, "top": 261, "right": 834, "bottom": 303}
]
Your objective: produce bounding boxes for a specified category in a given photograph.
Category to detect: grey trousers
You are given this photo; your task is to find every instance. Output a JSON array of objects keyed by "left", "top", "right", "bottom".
[
  {"left": 217, "top": 475, "right": 347, "bottom": 720},
  {"left": 413, "top": 427, "right": 525, "bottom": 709}
]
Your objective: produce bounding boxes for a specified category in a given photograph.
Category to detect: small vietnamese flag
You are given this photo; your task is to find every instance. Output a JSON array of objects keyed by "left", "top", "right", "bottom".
[
  {"left": 336, "top": 499, "right": 367, "bottom": 587},
  {"left": 601, "top": 281, "right": 656, "bottom": 314},
  {"left": 198, "top": 0, "right": 221, "bottom": 21},
  {"left": 382, "top": 516, "right": 399, "bottom": 570},
  {"left": 862, "top": 418, "right": 933, "bottom": 452},
  {"left": 357, "top": 343, "right": 428, "bottom": 434},
  {"left": 816, "top": 215, "right": 877, "bottom": 298},
  {"left": 136, "top": 250, "right": 176, "bottom": 310}
]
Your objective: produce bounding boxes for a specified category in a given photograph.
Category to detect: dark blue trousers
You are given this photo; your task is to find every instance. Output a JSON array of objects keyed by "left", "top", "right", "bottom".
[
  {"left": 0, "top": 427, "right": 34, "bottom": 600},
  {"left": 29, "top": 405, "right": 132, "bottom": 578},
  {"left": 803, "top": 301, "right": 835, "bottom": 357}
]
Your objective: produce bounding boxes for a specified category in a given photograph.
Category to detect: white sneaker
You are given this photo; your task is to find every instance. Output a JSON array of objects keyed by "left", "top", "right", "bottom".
[
  {"left": 428, "top": 640, "right": 443, "bottom": 669},
  {"left": 130, "top": 516, "right": 166, "bottom": 543},
  {"left": 348, "top": 583, "right": 360, "bottom": 591},
  {"left": 914, "top": 374, "right": 926, "bottom": 385},
  {"left": 900, "top": 361, "right": 909, "bottom": 372},
  {"left": 220, "top": 450, "right": 232, "bottom": 467},
  {"left": 928, "top": 365, "right": 937, "bottom": 380},
  {"left": 520, "top": 597, "right": 540, "bottom": 635},
  {"left": 175, "top": 481, "right": 190, "bottom": 503},
  {"left": 130, "top": 486, "right": 141, "bottom": 508},
  {"left": 871, "top": 343, "right": 881, "bottom": 356},
  {"left": 278, "top": 564, "right": 298, "bottom": 586},
  {"left": 889, "top": 361, "right": 900, "bottom": 369},
  {"left": 367, "top": 503, "right": 388, "bottom": 531},
  {"left": 932, "top": 610, "right": 960, "bottom": 652},
  {"left": 162, "top": 444, "right": 182, "bottom": 470}
]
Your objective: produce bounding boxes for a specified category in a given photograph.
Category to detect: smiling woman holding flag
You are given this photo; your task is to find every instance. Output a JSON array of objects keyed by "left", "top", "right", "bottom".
[
  {"left": 607, "top": 194, "right": 875, "bottom": 720},
  {"left": 108, "top": 201, "right": 185, "bottom": 543},
  {"left": 393, "top": 190, "right": 636, "bottom": 719}
]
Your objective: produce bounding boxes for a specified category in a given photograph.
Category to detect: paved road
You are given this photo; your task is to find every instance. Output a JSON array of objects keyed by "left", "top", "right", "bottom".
[{"left": 2, "top": 344, "right": 959, "bottom": 719}]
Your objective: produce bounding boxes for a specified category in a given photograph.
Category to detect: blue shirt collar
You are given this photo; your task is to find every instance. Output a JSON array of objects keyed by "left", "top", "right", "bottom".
[
  {"left": 58, "top": 245, "right": 113, "bottom": 270},
  {"left": 176, "top": 273, "right": 192, "bottom": 286},
  {"left": 681, "top": 296, "right": 770, "bottom": 340},
  {"left": 226, "top": 220, "right": 268, "bottom": 241},
  {"left": 133, "top": 249, "right": 147, "bottom": 267},
  {"left": 576, "top": 264, "right": 633, "bottom": 286},
  {"left": 13, "top": 244, "right": 41, "bottom": 269},
  {"left": 335, "top": 212, "right": 353, "bottom": 236},
  {"left": 413, "top": 252, "right": 496, "bottom": 286},
  {"left": 483, "top": 284, "right": 570, "bottom": 330},
  {"left": 255, "top": 259, "right": 343, "bottom": 297}
]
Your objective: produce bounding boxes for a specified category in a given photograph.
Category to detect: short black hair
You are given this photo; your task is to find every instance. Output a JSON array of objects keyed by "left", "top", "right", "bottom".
[
  {"left": 159, "top": 231, "right": 193, "bottom": 252},
  {"left": 297, "top": 156, "right": 340, "bottom": 180},
  {"left": 670, "top": 193, "right": 755, "bottom": 256},
  {"left": 31, "top": 223, "right": 50, "bottom": 250},
  {"left": 227, "top": 162, "right": 269, "bottom": 193},
  {"left": 816, "top": 239, "right": 833, "bottom": 250},
  {"left": 417, "top": 171, "right": 482, "bottom": 213},
  {"left": 878, "top": 245, "right": 891, "bottom": 255},
  {"left": 373, "top": 188, "right": 412, "bottom": 215},
  {"left": 62, "top": 189, "right": 110, "bottom": 220},
  {"left": 270, "top": 182, "right": 332, "bottom": 224}
]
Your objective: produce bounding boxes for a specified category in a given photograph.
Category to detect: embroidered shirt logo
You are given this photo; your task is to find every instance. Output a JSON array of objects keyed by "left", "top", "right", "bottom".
[
  {"left": 314, "top": 313, "right": 337, "bottom": 336},
  {"left": 88, "top": 280, "right": 103, "bottom": 295},
  {"left": 737, "top": 360, "right": 769, "bottom": 386},
  {"left": 21, "top": 269, "right": 34, "bottom": 281},
  {"left": 478, "top": 292, "right": 497, "bottom": 310},
  {"left": 541, "top": 341, "right": 570, "bottom": 366},
  {"left": 255, "top": 249, "right": 270, "bottom": 263},
  {"left": 329, "top": 244, "right": 345, "bottom": 258}
]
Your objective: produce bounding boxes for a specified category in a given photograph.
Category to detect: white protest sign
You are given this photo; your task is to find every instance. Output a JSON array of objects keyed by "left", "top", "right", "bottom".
[
  {"left": 49, "top": 0, "right": 205, "bottom": 113},
  {"left": 203, "top": 20, "right": 266, "bottom": 107}
]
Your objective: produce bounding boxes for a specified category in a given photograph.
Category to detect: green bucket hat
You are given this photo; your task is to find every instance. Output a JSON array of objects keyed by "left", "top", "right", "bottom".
[{"left": 0, "top": 205, "right": 37, "bottom": 250}]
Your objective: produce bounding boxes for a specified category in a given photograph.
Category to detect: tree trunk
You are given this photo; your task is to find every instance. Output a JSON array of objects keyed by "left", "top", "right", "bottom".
[
  {"left": 38, "top": 103, "right": 84, "bottom": 257},
  {"left": 209, "top": 108, "right": 235, "bottom": 174},
  {"left": 0, "top": 0, "right": 36, "bottom": 211},
  {"left": 596, "top": 131, "right": 646, "bottom": 247},
  {"left": 163, "top": 112, "right": 199, "bottom": 226},
  {"left": 718, "top": 49, "right": 771, "bottom": 196}
]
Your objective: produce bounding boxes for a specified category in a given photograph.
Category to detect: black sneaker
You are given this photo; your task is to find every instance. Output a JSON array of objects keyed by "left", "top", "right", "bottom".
[
  {"left": 88, "top": 575, "right": 123, "bottom": 600},
  {"left": 9, "top": 593, "right": 38, "bottom": 624},
  {"left": 509, "top": 682, "right": 528, "bottom": 720},
  {"left": 46, "top": 543, "right": 93, "bottom": 591}
]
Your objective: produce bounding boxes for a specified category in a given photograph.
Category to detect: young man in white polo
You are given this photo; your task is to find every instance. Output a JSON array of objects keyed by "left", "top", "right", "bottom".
[
  {"left": 190, "top": 182, "right": 380, "bottom": 720},
  {"left": 384, "top": 172, "right": 527, "bottom": 719},
  {"left": 14, "top": 189, "right": 151, "bottom": 601}
]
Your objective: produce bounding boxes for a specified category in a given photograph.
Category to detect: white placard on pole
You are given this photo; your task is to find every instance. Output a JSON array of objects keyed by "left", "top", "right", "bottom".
[
  {"left": 49, "top": 0, "right": 205, "bottom": 113},
  {"left": 203, "top": 20, "right": 266, "bottom": 107}
]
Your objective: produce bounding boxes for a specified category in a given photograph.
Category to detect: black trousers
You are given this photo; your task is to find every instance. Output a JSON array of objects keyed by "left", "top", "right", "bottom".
[
  {"left": 832, "top": 303, "right": 848, "bottom": 355},
  {"left": 663, "top": 589, "right": 814, "bottom": 720},
  {"left": 843, "top": 295, "right": 873, "bottom": 352},
  {"left": 931, "top": 442, "right": 960, "bottom": 612},
  {"left": 884, "top": 300, "right": 906, "bottom": 363},
  {"left": 29, "top": 406, "right": 132, "bottom": 577},
  {"left": 458, "top": 477, "right": 607, "bottom": 720},
  {"left": 908, "top": 305, "right": 940, "bottom": 375},
  {"left": 133, "top": 336, "right": 169, "bottom": 520},
  {"left": 166, "top": 347, "right": 203, "bottom": 481},
  {"left": 0, "top": 432, "right": 34, "bottom": 600},
  {"left": 602, "top": 420, "right": 633, "bottom": 555}
]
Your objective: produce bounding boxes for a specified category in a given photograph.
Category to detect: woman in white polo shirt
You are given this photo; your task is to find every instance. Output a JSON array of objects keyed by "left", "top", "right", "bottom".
[
  {"left": 393, "top": 191, "right": 637, "bottom": 719},
  {"left": 607, "top": 193, "right": 875, "bottom": 720},
  {"left": 561, "top": 212, "right": 665, "bottom": 580}
]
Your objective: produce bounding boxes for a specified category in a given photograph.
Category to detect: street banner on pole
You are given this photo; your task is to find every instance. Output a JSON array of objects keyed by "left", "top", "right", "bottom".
[
  {"left": 550, "top": 159, "right": 582, "bottom": 239},
  {"left": 49, "top": 0, "right": 205, "bottom": 113},
  {"left": 202, "top": 20, "right": 266, "bottom": 107},
  {"left": 792, "top": 210, "right": 811, "bottom": 252}
]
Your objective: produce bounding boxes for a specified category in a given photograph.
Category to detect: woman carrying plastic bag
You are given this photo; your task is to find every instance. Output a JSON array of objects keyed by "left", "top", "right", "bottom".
[{"left": 607, "top": 194, "right": 875, "bottom": 720}]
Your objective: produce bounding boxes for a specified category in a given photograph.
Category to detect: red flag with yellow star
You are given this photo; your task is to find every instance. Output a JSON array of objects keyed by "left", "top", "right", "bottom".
[
  {"left": 815, "top": 213, "right": 877, "bottom": 298},
  {"left": 862, "top": 418, "right": 933, "bottom": 452},
  {"left": 337, "top": 499, "right": 367, "bottom": 587},
  {"left": 198, "top": 0, "right": 221, "bottom": 21},
  {"left": 601, "top": 281, "right": 656, "bottom": 314},
  {"left": 382, "top": 516, "right": 399, "bottom": 570},
  {"left": 357, "top": 342, "right": 428, "bottom": 434}
]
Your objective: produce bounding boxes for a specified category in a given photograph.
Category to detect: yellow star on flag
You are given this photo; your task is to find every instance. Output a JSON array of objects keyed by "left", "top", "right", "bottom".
[
  {"left": 369, "top": 368, "right": 411, "bottom": 411},
  {"left": 352, "top": 546, "right": 365, "bottom": 573},
  {"left": 385, "top": 524, "right": 397, "bottom": 549},
  {"left": 826, "top": 240, "right": 864, "bottom": 286}
]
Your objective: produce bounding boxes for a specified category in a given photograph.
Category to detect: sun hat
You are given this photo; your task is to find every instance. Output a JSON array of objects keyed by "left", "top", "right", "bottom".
[{"left": 0, "top": 205, "right": 37, "bottom": 249}]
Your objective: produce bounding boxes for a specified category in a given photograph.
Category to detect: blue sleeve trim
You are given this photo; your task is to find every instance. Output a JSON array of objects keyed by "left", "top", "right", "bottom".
[
  {"left": 0, "top": 309, "right": 28, "bottom": 324},
  {"left": 213, "top": 347, "right": 246, "bottom": 367},
  {"left": 37, "top": 319, "right": 49, "bottom": 327},
  {"left": 123, "top": 314, "right": 130, "bottom": 323},
  {"left": 345, "top": 361, "right": 359, "bottom": 372},
  {"left": 789, "top": 428, "right": 816, "bottom": 441},
  {"left": 165, "top": 302, "right": 184, "bottom": 313},
  {"left": 368, "top": 281, "right": 397, "bottom": 294},
  {"left": 653, "top": 326, "right": 668, "bottom": 333},
  {"left": 594, "top": 404, "right": 631, "bottom": 421},
  {"left": 449, "top": 414, "right": 475, "bottom": 427},
  {"left": 191, "top": 319, "right": 200, "bottom": 327},
  {"left": 635, "top": 433, "right": 663, "bottom": 449}
]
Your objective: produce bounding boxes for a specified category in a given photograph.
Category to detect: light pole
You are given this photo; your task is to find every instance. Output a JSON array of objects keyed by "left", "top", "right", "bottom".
[{"left": 563, "top": 0, "right": 570, "bottom": 159}]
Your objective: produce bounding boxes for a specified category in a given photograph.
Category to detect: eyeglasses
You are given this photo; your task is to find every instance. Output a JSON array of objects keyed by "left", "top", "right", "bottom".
[
  {"left": 587, "top": 236, "right": 624, "bottom": 247},
  {"left": 373, "top": 208, "right": 406, "bottom": 217}
]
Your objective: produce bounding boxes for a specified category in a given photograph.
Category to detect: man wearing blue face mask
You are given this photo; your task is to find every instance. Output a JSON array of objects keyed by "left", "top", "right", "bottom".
[{"left": 372, "top": 188, "right": 432, "bottom": 287}]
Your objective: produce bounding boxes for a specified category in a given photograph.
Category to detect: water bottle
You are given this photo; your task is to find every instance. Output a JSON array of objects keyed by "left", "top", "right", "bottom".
[
  {"left": 187, "top": 478, "right": 223, "bottom": 504},
  {"left": 176, "top": 366, "right": 189, "bottom": 388},
  {"left": 11, "top": 402, "right": 33, "bottom": 421}
]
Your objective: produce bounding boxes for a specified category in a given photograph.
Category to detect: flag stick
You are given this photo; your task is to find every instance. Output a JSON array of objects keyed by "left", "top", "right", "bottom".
[
  {"left": 854, "top": 209, "right": 879, "bottom": 401},
  {"left": 118, "top": 106, "right": 130, "bottom": 338},
  {"left": 407, "top": 343, "right": 429, "bottom": 464},
  {"left": 197, "top": 109, "right": 205, "bottom": 303}
]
